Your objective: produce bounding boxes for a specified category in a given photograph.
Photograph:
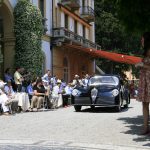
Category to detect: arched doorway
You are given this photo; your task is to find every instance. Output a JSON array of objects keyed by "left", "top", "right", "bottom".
[
  {"left": 63, "top": 57, "right": 69, "bottom": 83},
  {"left": 0, "top": 0, "right": 15, "bottom": 79}
]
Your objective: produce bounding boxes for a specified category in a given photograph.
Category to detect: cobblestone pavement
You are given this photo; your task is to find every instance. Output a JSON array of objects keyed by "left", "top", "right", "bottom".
[{"left": 0, "top": 100, "right": 150, "bottom": 150}]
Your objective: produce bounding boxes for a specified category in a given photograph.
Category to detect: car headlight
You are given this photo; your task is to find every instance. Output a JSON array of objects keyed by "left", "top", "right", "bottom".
[
  {"left": 91, "top": 87, "right": 98, "bottom": 103},
  {"left": 112, "top": 89, "right": 119, "bottom": 97},
  {"left": 72, "top": 89, "right": 81, "bottom": 96}
]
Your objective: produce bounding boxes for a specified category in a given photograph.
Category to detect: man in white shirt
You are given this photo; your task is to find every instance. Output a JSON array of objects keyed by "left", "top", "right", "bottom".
[
  {"left": 4, "top": 80, "right": 18, "bottom": 113},
  {"left": 51, "top": 79, "right": 61, "bottom": 108},
  {"left": 42, "top": 70, "right": 51, "bottom": 83},
  {"left": 14, "top": 67, "right": 24, "bottom": 92},
  {"left": 63, "top": 83, "right": 73, "bottom": 107}
]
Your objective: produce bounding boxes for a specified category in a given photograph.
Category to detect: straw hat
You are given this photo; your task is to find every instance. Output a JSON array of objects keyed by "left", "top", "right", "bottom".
[
  {"left": 74, "top": 74, "right": 79, "bottom": 78},
  {"left": 57, "top": 79, "right": 62, "bottom": 84}
]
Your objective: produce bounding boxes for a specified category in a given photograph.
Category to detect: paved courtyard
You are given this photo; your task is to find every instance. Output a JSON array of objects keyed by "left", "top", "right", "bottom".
[{"left": 0, "top": 100, "right": 150, "bottom": 150}]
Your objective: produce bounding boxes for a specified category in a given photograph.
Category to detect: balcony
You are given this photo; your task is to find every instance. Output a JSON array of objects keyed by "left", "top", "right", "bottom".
[
  {"left": 52, "top": 27, "right": 101, "bottom": 50},
  {"left": 61, "top": 0, "right": 80, "bottom": 11},
  {"left": 80, "top": 6, "right": 95, "bottom": 22}
]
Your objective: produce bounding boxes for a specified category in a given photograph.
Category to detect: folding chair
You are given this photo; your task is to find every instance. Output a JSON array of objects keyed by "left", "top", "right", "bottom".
[{"left": 43, "top": 95, "right": 51, "bottom": 111}]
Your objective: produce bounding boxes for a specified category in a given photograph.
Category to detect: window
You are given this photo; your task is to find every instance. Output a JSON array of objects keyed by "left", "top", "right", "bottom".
[
  {"left": 74, "top": 20, "right": 77, "bottom": 34},
  {"left": 55, "top": 8, "right": 58, "bottom": 27},
  {"left": 39, "top": 0, "right": 45, "bottom": 17},
  {"left": 65, "top": 14, "right": 68, "bottom": 29},
  {"left": 63, "top": 57, "right": 69, "bottom": 83},
  {"left": 82, "top": 25, "right": 86, "bottom": 38}
]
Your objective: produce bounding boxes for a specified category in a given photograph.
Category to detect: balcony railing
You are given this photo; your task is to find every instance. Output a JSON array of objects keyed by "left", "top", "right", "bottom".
[
  {"left": 80, "top": 6, "right": 95, "bottom": 22},
  {"left": 61, "top": 0, "right": 80, "bottom": 10},
  {"left": 52, "top": 27, "right": 101, "bottom": 50}
]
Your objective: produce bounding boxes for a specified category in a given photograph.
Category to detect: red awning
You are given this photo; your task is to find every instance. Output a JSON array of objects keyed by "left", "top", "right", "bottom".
[{"left": 65, "top": 44, "right": 142, "bottom": 65}]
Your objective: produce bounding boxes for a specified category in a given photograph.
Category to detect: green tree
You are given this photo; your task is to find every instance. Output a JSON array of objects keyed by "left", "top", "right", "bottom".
[
  {"left": 115, "top": 0, "right": 150, "bottom": 33},
  {"left": 14, "top": 0, "right": 44, "bottom": 77},
  {"left": 95, "top": 0, "right": 141, "bottom": 78},
  {"left": 0, "top": 44, "right": 3, "bottom": 64}
]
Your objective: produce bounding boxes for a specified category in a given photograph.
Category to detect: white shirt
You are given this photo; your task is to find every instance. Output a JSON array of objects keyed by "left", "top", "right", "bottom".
[
  {"left": 65, "top": 86, "right": 73, "bottom": 95},
  {"left": 72, "top": 79, "right": 83, "bottom": 87},
  {"left": 4, "top": 85, "right": 15, "bottom": 96},
  {"left": 14, "top": 71, "right": 22, "bottom": 85},
  {"left": 82, "top": 78, "right": 89, "bottom": 87},
  {"left": 52, "top": 85, "right": 60, "bottom": 97},
  {"left": 42, "top": 73, "right": 50, "bottom": 82}
]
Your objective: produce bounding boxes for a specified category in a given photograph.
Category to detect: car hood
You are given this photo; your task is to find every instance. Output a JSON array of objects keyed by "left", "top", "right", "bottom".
[
  {"left": 90, "top": 85, "right": 118, "bottom": 92},
  {"left": 75, "top": 85, "right": 119, "bottom": 93}
]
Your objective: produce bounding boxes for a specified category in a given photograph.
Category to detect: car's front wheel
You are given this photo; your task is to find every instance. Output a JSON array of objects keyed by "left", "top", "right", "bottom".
[
  {"left": 115, "top": 94, "right": 122, "bottom": 112},
  {"left": 115, "top": 105, "right": 121, "bottom": 112},
  {"left": 91, "top": 106, "right": 95, "bottom": 110},
  {"left": 74, "top": 106, "right": 82, "bottom": 112}
]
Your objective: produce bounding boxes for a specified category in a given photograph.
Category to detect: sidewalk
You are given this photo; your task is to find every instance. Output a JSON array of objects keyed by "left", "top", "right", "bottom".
[{"left": 0, "top": 139, "right": 149, "bottom": 150}]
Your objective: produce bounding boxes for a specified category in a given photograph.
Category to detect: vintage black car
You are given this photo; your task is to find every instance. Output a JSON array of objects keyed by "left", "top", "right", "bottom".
[{"left": 71, "top": 75, "right": 130, "bottom": 112}]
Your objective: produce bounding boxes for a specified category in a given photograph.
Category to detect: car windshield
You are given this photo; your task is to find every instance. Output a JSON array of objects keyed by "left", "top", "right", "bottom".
[{"left": 89, "top": 76, "right": 119, "bottom": 86}]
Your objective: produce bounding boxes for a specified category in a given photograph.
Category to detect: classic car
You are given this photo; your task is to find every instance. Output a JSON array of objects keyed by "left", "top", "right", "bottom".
[{"left": 71, "top": 75, "right": 130, "bottom": 112}]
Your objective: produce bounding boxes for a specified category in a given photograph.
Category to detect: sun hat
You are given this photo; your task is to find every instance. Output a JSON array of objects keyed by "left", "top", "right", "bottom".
[
  {"left": 75, "top": 74, "right": 79, "bottom": 78},
  {"left": 57, "top": 79, "right": 62, "bottom": 84}
]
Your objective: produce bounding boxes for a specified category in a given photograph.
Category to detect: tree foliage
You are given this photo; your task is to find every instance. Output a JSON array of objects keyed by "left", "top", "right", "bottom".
[
  {"left": 115, "top": 0, "right": 150, "bottom": 33},
  {"left": 14, "top": 0, "right": 44, "bottom": 77},
  {"left": 0, "top": 44, "right": 3, "bottom": 64},
  {"left": 95, "top": 0, "right": 141, "bottom": 78}
]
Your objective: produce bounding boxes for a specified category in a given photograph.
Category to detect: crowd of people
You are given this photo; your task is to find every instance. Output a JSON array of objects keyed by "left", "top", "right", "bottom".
[{"left": 0, "top": 67, "right": 90, "bottom": 116}]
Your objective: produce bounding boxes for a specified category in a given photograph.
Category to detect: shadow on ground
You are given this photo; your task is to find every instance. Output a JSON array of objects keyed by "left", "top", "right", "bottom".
[
  {"left": 118, "top": 115, "right": 150, "bottom": 147},
  {"left": 78, "top": 106, "right": 132, "bottom": 113}
]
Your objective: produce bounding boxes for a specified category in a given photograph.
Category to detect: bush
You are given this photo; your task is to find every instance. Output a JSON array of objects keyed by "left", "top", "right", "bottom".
[{"left": 14, "top": 0, "right": 44, "bottom": 77}]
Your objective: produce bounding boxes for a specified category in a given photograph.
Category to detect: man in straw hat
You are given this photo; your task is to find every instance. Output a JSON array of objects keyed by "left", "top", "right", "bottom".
[{"left": 72, "top": 75, "right": 83, "bottom": 88}]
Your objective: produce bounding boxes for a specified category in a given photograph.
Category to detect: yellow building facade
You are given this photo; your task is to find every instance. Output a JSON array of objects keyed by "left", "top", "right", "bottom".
[
  {"left": 0, "top": 0, "right": 100, "bottom": 82},
  {"left": 52, "top": 0, "right": 100, "bottom": 82}
]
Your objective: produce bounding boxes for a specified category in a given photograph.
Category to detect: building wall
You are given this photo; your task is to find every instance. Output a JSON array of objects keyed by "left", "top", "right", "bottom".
[
  {"left": 1, "top": 0, "right": 96, "bottom": 80},
  {"left": 0, "top": 0, "right": 52, "bottom": 75},
  {"left": 53, "top": 47, "right": 94, "bottom": 81},
  {"left": 9, "top": 0, "right": 18, "bottom": 8},
  {"left": 68, "top": 16, "right": 74, "bottom": 32},
  {"left": 42, "top": 40, "right": 51, "bottom": 70},
  {"left": 0, "top": 0, "right": 15, "bottom": 78},
  {"left": 60, "top": 11, "right": 65, "bottom": 27},
  {"left": 54, "top": 0, "right": 95, "bottom": 41},
  {"left": 52, "top": 0, "right": 96, "bottom": 81},
  {"left": 45, "top": 0, "right": 53, "bottom": 36}
]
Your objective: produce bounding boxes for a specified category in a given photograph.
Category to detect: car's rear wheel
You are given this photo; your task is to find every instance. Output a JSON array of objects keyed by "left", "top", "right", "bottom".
[
  {"left": 124, "top": 96, "right": 130, "bottom": 108},
  {"left": 74, "top": 106, "right": 82, "bottom": 112},
  {"left": 124, "top": 103, "right": 128, "bottom": 109}
]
